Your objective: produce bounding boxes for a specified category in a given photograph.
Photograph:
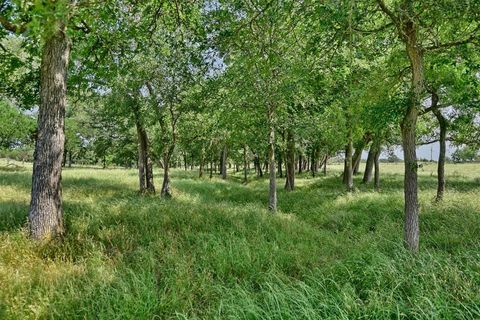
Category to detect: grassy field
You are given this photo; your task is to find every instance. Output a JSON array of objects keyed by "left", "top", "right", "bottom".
[{"left": 1, "top": 159, "right": 480, "bottom": 319}]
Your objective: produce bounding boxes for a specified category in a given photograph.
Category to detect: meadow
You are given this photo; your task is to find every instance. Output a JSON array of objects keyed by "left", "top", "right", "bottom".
[{"left": 1, "top": 160, "right": 479, "bottom": 319}]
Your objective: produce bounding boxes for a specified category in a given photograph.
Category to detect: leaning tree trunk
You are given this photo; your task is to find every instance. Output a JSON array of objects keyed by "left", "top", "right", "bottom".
[
  {"left": 352, "top": 147, "right": 362, "bottom": 175},
  {"left": 284, "top": 128, "right": 295, "bottom": 191},
  {"left": 362, "top": 144, "right": 375, "bottom": 183},
  {"left": 267, "top": 104, "right": 277, "bottom": 212},
  {"left": 29, "top": 24, "right": 70, "bottom": 241},
  {"left": 433, "top": 109, "right": 447, "bottom": 201}
]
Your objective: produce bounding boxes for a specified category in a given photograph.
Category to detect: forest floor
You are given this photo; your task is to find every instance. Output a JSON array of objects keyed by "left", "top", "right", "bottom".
[{"left": 1, "top": 159, "right": 480, "bottom": 319}]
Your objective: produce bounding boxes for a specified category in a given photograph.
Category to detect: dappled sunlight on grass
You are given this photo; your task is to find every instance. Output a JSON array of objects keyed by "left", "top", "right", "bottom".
[{"left": 0, "top": 162, "right": 479, "bottom": 318}]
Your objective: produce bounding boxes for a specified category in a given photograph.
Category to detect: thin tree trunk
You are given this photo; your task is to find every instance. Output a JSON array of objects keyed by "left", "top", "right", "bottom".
[
  {"left": 268, "top": 105, "right": 277, "bottom": 212},
  {"left": 62, "top": 147, "right": 67, "bottom": 167},
  {"left": 284, "top": 128, "right": 295, "bottom": 191},
  {"left": 402, "top": 13, "right": 422, "bottom": 252},
  {"left": 352, "top": 147, "right": 362, "bottom": 175},
  {"left": 161, "top": 154, "right": 171, "bottom": 197},
  {"left": 433, "top": 107, "right": 446, "bottom": 201},
  {"left": 209, "top": 158, "right": 213, "bottom": 179},
  {"left": 243, "top": 144, "right": 248, "bottom": 183},
  {"left": 344, "top": 137, "right": 354, "bottom": 191},
  {"left": 199, "top": 147, "right": 205, "bottom": 178},
  {"left": 136, "top": 120, "right": 147, "bottom": 193},
  {"left": 29, "top": 24, "right": 70, "bottom": 241},
  {"left": 298, "top": 154, "right": 303, "bottom": 174},
  {"left": 146, "top": 156, "right": 155, "bottom": 193},
  {"left": 278, "top": 152, "right": 283, "bottom": 178},
  {"left": 323, "top": 155, "right": 328, "bottom": 175},
  {"left": 374, "top": 146, "right": 380, "bottom": 190},
  {"left": 221, "top": 145, "right": 227, "bottom": 179}
]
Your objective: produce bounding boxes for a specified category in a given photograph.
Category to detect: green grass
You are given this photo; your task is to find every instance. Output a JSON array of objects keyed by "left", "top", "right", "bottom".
[{"left": 1, "top": 159, "right": 480, "bottom": 319}]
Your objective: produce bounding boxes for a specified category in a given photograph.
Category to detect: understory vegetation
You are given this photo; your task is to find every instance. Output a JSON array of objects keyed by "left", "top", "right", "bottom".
[{"left": 1, "top": 161, "right": 479, "bottom": 319}]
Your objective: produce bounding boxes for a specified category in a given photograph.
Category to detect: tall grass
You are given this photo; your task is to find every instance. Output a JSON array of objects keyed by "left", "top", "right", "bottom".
[{"left": 0, "top": 160, "right": 479, "bottom": 319}]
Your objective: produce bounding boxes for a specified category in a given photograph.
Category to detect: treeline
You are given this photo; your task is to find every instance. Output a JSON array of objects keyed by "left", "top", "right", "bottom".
[{"left": 0, "top": 0, "right": 479, "bottom": 252}]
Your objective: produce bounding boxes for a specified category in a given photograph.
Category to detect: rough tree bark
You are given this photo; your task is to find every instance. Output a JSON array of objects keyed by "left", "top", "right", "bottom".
[
  {"left": 28, "top": 23, "right": 70, "bottom": 241},
  {"left": 377, "top": 0, "right": 422, "bottom": 252}
]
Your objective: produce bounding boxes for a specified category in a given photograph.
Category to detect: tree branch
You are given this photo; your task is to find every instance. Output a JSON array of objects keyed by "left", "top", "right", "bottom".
[
  {"left": 353, "top": 22, "right": 394, "bottom": 34},
  {"left": 375, "top": 0, "right": 398, "bottom": 24},
  {"left": 424, "top": 25, "right": 480, "bottom": 51},
  {"left": 0, "top": 15, "right": 26, "bottom": 33}
]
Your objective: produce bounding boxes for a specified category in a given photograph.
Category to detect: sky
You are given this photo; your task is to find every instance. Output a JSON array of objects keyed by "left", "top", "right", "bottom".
[{"left": 364, "top": 141, "right": 455, "bottom": 161}]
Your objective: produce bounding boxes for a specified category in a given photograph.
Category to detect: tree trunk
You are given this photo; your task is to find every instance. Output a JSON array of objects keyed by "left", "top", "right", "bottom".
[
  {"left": 221, "top": 145, "right": 227, "bottom": 179},
  {"left": 298, "top": 154, "right": 303, "bottom": 174},
  {"left": 184, "top": 152, "right": 187, "bottom": 171},
  {"left": 62, "top": 148, "right": 67, "bottom": 167},
  {"left": 29, "top": 25, "right": 70, "bottom": 241},
  {"left": 209, "top": 158, "right": 213, "bottom": 179},
  {"left": 146, "top": 156, "right": 155, "bottom": 193},
  {"left": 362, "top": 145, "right": 375, "bottom": 183},
  {"left": 352, "top": 147, "right": 362, "bottom": 175},
  {"left": 67, "top": 150, "right": 72, "bottom": 168},
  {"left": 323, "top": 155, "right": 328, "bottom": 175},
  {"left": 433, "top": 108, "right": 446, "bottom": 201},
  {"left": 268, "top": 106, "right": 277, "bottom": 212},
  {"left": 278, "top": 151, "right": 283, "bottom": 178},
  {"left": 243, "top": 144, "right": 248, "bottom": 183},
  {"left": 161, "top": 153, "right": 171, "bottom": 197},
  {"left": 284, "top": 128, "right": 295, "bottom": 191},
  {"left": 199, "top": 148, "right": 205, "bottom": 178},
  {"left": 374, "top": 146, "right": 380, "bottom": 190},
  {"left": 136, "top": 121, "right": 147, "bottom": 193},
  {"left": 401, "top": 14, "right": 423, "bottom": 253},
  {"left": 344, "top": 138, "right": 354, "bottom": 191}
]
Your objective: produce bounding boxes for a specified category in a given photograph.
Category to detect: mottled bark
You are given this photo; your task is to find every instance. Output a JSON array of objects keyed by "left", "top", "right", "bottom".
[
  {"left": 402, "top": 11, "right": 423, "bottom": 252},
  {"left": 29, "top": 24, "right": 70, "bottom": 240}
]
